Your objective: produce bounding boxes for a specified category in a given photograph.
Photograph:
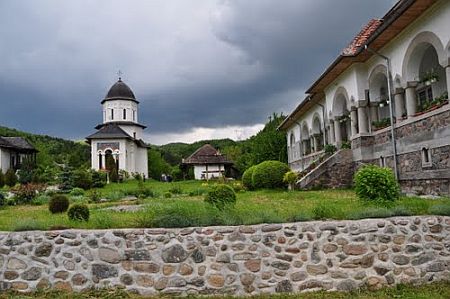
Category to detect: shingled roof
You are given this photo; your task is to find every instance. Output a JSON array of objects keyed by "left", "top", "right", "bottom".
[
  {"left": 0, "top": 137, "right": 37, "bottom": 152},
  {"left": 86, "top": 123, "right": 150, "bottom": 148},
  {"left": 182, "top": 144, "right": 233, "bottom": 165},
  {"left": 342, "top": 19, "right": 383, "bottom": 56}
]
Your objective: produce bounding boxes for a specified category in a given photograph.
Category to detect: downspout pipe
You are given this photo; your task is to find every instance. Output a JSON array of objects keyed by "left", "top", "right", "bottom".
[{"left": 364, "top": 45, "right": 399, "bottom": 180}]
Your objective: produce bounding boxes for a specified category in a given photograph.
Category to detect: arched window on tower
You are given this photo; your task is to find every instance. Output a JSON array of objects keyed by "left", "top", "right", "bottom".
[
  {"left": 133, "top": 110, "right": 136, "bottom": 121},
  {"left": 123, "top": 109, "right": 126, "bottom": 120},
  {"left": 110, "top": 109, "right": 114, "bottom": 120}
]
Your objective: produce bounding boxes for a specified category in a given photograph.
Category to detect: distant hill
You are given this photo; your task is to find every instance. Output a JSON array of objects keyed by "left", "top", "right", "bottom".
[{"left": 0, "top": 126, "right": 90, "bottom": 169}]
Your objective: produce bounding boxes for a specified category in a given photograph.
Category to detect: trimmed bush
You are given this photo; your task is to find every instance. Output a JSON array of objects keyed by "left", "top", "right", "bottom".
[
  {"left": 4, "top": 168, "right": 17, "bottom": 187},
  {"left": 204, "top": 184, "right": 236, "bottom": 210},
  {"left": 48, "top": 194, "right": 70, "bottom": 214},
  {"left": 354, "top": 164, "right": 400, "bottom": 205},
  {"left": 68, "top": 204, "right": 90, "bottom": 221},
  {"left": 242, "top": 166, "right": 257, "bottom": 190},
  {"left": 252, "top": 161, "right": 290, "bottom": 189}
]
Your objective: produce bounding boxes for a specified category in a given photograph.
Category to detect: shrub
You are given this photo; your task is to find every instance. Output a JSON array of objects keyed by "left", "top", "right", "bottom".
[
  {"left": 390, "top": 205, "right": 413, "bottom": 216},
  {"left": 31, "top": 195, "right": 49, "bottom": 206},
  {"left": 231, "top": 182, "right": 244, "bottom": 193},
  {"left": 252, "top": 161, "right": 290, "bottom": 189},
  {"left": 48, "top": 194, "right": 70, "bottom": 214},
  {"left": 242, "top": 166, "right": 257, "bottom": 190},
  {"left": 12, "top": 183, "right": 45, "bottom": 204},
  {"left": 0, "top": 169, "right": 4, "bottom": 188},
  {"left": 4, "top": 169, "right": 17, "bottom": 187},
  {"left": 72, "top": 169, "right": 92, "bottom": 190},
  {"left": 59, "top": 166, "right": 74, "bottom": 192},
  {"left": 324, "top": 144, "right": 337, "bottom": 155},
  {"left": 354, "top": 165, "right": 400, "bottom": 205},
  {"left": 163, "top": 191, "right": 172, "bottom": 198},
  {"left": 70, "top": 187, "right": 85, "bottom": 197},
  {"left": 7, "top": 198, "right": 17, "bottom": 206},
  {"left": 68, "top": 204, "right": 90, "bottom": 221},
  {"left": 91, "top": 170, "right": 107, "bottom": 188},
  {"left": 341, "top": 141, "right": 351, "bottom": 149},
  {"left": 283, "top": 171, "right": 298, "bottom": 189},
  {"left": 188, "top": 188, "right": 207, "bottom": 197},
  {"left": 133, "top": 181, "right": 154, "bottom": 199},
  {"left": 109, "top": 167, "right": 119, "bottom": 183},
  {"left": 0, "top": 193, "right": 6, "bottom": 206},
  {"left": 106, "top": 190, "right": 126, "bottom": 201},
  {"left": 13, "top": 219, "right": 45, "bottom": 232},
  {"left": 204, "top": 184, "right": 236, "bottom": 210},
  {"left": 169, "top": 185, "right": 182, "bottom": 195},
  {"left": 348, "top": 207, "right": 393, "bottom": 220},
  {"left": 312, "top": 203, "right": 342, "bottom": 220},
  {"left": 429, "top": 203, "right": 450, "bottom": 216},
  {"left": 88, "top": 189, "right": 102, "bottom": 203}
]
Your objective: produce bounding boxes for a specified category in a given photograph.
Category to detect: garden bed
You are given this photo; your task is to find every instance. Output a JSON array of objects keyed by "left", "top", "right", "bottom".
[{"left": 0, "top": 180, "right": 449, "bottom": 231}]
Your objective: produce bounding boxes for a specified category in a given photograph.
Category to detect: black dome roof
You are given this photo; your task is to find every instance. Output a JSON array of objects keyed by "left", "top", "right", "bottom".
[{"left": 103, "top": 78, "right": 137, "bottom": 102}]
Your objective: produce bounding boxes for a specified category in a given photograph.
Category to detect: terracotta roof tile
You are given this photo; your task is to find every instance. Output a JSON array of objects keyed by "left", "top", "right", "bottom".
[
  {"left": 182, "top": 144, "right": 233, "bottom": 165},
  {"left": 342, "top": 19, "right": 383, "bottom": 56}
]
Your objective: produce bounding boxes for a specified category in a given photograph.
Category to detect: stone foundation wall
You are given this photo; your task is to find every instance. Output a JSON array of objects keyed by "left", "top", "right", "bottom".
[{"left": 0, "top": 216, "right": 449, "bottom": 296}]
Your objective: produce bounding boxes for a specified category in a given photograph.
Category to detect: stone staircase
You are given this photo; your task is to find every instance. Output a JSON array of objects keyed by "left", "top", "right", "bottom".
[{"left": 296, "top": 149, "right": 354, "bottom": 190}]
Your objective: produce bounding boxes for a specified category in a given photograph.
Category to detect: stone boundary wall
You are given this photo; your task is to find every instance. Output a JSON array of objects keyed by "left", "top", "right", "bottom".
[{"left": 0, "top": 216, "right": 449, "bottom": 296}]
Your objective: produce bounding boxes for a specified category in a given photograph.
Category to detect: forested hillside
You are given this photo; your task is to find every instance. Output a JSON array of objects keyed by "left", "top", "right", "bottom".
[
  {"left": 0, "top": 112, "right": 287, "bottom": 181},
  {"left": 0, "top": 126, "right": 90, "bottom": 170},
  {"left": 149, "top": 113, "right": 288, "bottom": 179}
]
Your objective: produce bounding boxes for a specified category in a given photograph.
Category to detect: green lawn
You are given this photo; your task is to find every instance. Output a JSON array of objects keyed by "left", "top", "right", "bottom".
[
  {"left": 1, "top": 281, "right": 450, "bottom": 299},
  {"left": 0, "top": 180, "right": 449, "bottom": 231}
]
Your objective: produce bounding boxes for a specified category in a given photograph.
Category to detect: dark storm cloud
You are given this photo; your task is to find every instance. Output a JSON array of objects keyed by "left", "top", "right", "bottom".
[{"left": 0, "top": 0, "right": 395, "bottom": 141}]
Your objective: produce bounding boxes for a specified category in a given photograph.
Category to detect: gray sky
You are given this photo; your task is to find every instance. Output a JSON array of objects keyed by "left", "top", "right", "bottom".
[{"left": 0, "top": 0, "right": 395, "bottom": 144}]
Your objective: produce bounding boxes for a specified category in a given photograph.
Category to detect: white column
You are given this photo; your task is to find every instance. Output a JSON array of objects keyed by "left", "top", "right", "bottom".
[
  {"left": 329, "top": 120, "right": 335, "bottom": 144},
  {"left": 405, "top": 81, "right": 418, "bottom": 117},
  {"left": 358, "top": 105, "right": 369, "bottom": 134},
  {"left": 334, "top": 118, "right": 341, "bottom": 145},
  {"left": 350, "top": 109, "right": 358, "bottom": 136},
  {"left": 394, "top": 88, "right": 405, "bottom": 121}
]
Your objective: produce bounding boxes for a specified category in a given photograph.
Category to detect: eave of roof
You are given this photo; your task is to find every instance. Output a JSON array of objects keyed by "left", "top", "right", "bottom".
[
  {"left": 101, "top": 98, "right": 140, "bottom": 104},
  {"left": 95, "top": 121, "right": 147, "bottom": 130}
]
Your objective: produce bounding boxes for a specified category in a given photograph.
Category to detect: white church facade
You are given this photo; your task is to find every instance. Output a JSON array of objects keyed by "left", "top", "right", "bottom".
[{"left": 86, "top": 78, "right": 149, "bottom": 178}]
